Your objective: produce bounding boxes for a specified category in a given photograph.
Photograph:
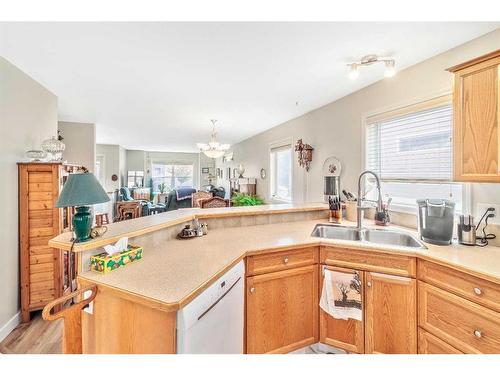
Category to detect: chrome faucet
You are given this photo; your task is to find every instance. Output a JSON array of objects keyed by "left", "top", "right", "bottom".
[{"left": 357, "top": 170, "right": 384, "bottom": 231}]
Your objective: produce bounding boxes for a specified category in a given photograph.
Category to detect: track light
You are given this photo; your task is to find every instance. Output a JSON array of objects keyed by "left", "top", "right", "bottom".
[
  {"left": 384, "top": 60, "right": 396, "bottom": 78},
  {"left": 348, "top": 64, "right": 359, "bottom": 80},
  {"left": 347, "top": 54, "right": 396, "bottom": 79}
]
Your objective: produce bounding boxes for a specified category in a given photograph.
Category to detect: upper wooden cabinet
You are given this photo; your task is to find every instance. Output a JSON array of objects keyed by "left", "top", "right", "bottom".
[{"left": 448, "top": 50, "right": 500, "bottom": 182}]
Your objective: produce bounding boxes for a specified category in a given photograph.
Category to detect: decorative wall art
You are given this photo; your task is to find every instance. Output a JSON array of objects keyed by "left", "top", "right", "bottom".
[{"left": 295, "top": 139, "right": 314, "bottom": 171}]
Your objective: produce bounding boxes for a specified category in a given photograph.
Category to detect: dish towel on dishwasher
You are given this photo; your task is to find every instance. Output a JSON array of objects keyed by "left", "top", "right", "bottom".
[{"left": 320, "top": 268, "right": 362, "bottom": 321}]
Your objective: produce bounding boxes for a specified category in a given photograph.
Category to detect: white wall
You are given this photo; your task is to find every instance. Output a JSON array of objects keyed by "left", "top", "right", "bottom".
[
  {"left": 58, "top": 121, "right": 96, "bottom": 172},
  {"left": 0, "top": 57, "right": 58, "bottom": 337},
  {"left": 217, "top": 29, "right": 500, "bottom": 216},
  {"left": 118, "top": 146, "right": 127, "bottom": 187},
  {"left": 96, "top": 144, "right": 122, "bottom": 193}
]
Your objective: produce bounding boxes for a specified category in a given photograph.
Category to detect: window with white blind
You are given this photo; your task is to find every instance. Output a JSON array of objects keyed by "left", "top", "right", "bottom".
[
  {"left": 365, "top": 98, "right": 467, "bottom": 213},
  {"left": 151, "top": 163, "right": 194, "bottom": 192}
]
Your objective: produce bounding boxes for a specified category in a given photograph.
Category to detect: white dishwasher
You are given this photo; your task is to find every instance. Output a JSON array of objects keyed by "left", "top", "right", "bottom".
[{"left": 176, "top": 260, "right": 245, "bottom": 354}]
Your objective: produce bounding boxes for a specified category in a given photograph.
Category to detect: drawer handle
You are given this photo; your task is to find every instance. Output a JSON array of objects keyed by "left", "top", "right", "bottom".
[
  {"left": 474, "top": 330, "right": 482, "bottom": 338},
  {"left": 367, "top": 281, "right": 372, "bottom": 287},
  {"left": 283, "top": 257, "right": 289, "bottom": 264},
  {"left": 250, "top": 287, "right": 255, "bottom": 294},
  {"left": 474, "top": 287, "right": 482, "bottom": 296}
]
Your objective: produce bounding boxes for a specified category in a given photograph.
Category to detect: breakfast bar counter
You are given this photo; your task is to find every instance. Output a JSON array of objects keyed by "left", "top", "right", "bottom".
[{"left": 48, "top": 203, "right": 500, "bottom": 354}]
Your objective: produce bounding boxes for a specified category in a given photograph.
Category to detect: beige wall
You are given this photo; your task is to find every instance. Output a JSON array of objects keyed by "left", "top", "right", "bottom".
[
  {"left": 58, "top": 121, "right": 96, "bottom": 172},
  {"left": 217, "top": 29, "right": 500, "bottom": 219},
  {"left": 0, "top": 57, "right": 58, "bottom": 337},
  {"left": 96, "top": 144, "right": 123, "bottom": 193}
]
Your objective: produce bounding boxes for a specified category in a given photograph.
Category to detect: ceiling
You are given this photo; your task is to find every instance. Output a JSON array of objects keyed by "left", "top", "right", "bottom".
[{"left": 0, "top": 22, "right": 498, "bottom": 152}]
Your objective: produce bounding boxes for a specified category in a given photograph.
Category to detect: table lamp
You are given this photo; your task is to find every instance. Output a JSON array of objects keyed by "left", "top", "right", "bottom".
[{"left": 55, "top": 172, "right": 110, "bottom": 242}]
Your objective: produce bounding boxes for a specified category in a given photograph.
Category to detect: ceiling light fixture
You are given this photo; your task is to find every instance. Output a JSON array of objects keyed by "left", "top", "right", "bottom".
[
  {"left": 384, "top": 59, "right": 396, "bottom": 78},
  {"left": 347, "top": 54, "right": 396, "bottom": 80},
  {"left": 196, "top": 119, "right": 230, "bottom": 159},
  {"left": 348, "top": 63, "right": 359, "bottom": 80}
]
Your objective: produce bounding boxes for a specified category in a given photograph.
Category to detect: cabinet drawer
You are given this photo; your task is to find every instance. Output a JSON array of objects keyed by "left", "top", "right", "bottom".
[
  {"left": 320, "top": 246, "right": 416, "bottom": 277},
  {"left": 418, "top": 260, "right": 500, "bottom": 313},
  {"left": 246, "top": 247, "right": 318, "bottom": 276},
  {"left": 418, "top": 281, "right": 500, "bottom": 353},
  {"left": 418, "top": 329, "right": 462, "bottom": 354}
]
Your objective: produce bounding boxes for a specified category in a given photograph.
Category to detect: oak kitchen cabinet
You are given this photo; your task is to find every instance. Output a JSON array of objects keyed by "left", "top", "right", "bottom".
[
  {"left": 365, "top": 272, "right": 417, "bottom": 353},
  {"left": 319, "top": 246, "right": 417, "bottom": 354},
  {"left": 448, "top": 49, "right": 500, "bottom": 182},
  {"left": 245, "top": 247, "right": 319, "bottom": 354},
  {"left": 319, "top": 266, "right": 364, "bottom": 353},
  {"left": 417, "top": 260, "right": 500, "bottom": 353}
]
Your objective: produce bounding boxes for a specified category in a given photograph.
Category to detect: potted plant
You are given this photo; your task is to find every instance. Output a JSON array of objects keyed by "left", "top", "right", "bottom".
[{"left": 231, "top": 193, "right": 264, "bottom": 206}]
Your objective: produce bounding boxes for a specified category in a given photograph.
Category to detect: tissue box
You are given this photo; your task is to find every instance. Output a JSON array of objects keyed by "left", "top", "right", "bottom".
[{"left": 90, "top": 245, "right": 143, "bottom": 274}]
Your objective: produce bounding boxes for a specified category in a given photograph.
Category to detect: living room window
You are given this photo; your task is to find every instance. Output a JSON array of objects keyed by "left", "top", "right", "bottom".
[
  {"left": 151, "top": 163, "right": 194, "bottom": 192},
  {"left": 270, "top": 143, "right": 292, "bottom": 202},
  {"left": 365, "top": 95, "right": 468, "bottom": 213}
]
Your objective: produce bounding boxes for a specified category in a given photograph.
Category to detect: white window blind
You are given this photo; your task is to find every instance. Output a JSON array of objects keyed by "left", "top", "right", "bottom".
[{"left": 366, "top": 104, "right": 453, "bottom": 181}]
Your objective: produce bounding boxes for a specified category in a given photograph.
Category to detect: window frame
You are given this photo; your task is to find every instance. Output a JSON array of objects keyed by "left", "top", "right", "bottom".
[
  {"left": 150, "top": 162, "right": 195, "bottom": 192},
  {"left": 361, "top": 93, "right": 471, "bottom": 215},
  {"left": 269, "top": 138, "right": 293, "bottom": 203}
]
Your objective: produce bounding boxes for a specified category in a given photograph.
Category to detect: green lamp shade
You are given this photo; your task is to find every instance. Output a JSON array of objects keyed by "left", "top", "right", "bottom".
[
  {"left": 56, "top": 172, "right": 110, "bottom": 208},
  {"left": 56, "top": 172, "right": 110, "bottom": 242}
]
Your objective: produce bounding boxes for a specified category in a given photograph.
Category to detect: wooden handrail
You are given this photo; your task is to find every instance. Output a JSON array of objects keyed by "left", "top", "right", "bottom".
[{"left": 42, "top": 284, "right": 98, "bottom": 354}]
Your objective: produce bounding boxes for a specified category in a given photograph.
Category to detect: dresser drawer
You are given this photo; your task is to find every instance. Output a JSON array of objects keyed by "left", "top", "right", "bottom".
[
  {"left": 246, "top": 247, "right": 318, "bottom": 276},
  {"left": 418, "top": 281, "right": 500, "bottom": 353},
  {"left": 418, "top": 329, "right": 462, "bottom": 354},
  {"left": 320, "top": 246, "right": 416, "bottom": 277},
  {"left": 418, "top": 260, "right": 500, "bottom": 313}
]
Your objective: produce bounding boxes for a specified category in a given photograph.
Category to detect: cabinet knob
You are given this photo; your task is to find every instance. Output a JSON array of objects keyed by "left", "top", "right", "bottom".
[
  {"left": 283, "top": 257, "right": 289, "bottom": 264},
  {"left": 473, "top": 330, "right": 482, "bottom": 338},
  {"left": 367, "top": 281, "right": 372, "bottom": 287},
  {"left": 474, "top": 287, "right": 482, "bottom": 296},
  {"left": 250, "top": 287, "right": 255, "bottom": 294}
]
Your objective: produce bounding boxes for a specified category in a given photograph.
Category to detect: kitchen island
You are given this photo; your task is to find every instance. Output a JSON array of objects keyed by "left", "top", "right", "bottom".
[{"left": 49, "top": 203, "right": 500, "bottom": 354}]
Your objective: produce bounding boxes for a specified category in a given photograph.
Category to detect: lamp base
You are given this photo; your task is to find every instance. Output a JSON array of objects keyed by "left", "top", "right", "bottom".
[{"left": 73, "top": 206, "right": 92, "bottom": 242}]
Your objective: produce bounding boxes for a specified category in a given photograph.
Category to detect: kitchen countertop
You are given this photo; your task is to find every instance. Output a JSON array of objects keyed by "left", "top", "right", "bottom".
[
  {"left": 78, "top": 218, "right": 500, "bottom": 312},
  {"left": 49, "top": 202, "right": 329, "bottom": 252}
]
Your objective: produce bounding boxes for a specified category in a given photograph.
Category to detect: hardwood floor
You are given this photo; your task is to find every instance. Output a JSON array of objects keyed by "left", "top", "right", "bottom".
[{"left": 0, "top": 312, "right": 62, "bottom": 354}]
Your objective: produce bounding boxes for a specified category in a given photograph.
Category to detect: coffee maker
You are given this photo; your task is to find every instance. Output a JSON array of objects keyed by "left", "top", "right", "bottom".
[{"left": 417, "top": 199, "right": 455, "bottom": 245}]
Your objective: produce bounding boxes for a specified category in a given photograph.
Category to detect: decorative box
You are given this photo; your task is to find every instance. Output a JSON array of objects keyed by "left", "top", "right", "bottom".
[{"left": 90, "top": 245, "right": 143, "bottom": 274}]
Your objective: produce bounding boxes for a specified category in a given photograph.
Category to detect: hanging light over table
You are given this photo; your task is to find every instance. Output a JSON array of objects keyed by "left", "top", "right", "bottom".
[{"left": 196, "top": 119, "right": 230, "bottom": 159}]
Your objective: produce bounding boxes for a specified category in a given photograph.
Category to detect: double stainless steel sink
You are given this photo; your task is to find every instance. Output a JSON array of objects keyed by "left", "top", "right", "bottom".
[{"left": 311, "top": 223, "right": 426, "bottom": 249}]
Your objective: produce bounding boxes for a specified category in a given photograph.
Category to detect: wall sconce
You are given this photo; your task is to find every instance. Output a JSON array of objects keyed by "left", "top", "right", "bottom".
[{"left": 295, "top": 139, "right": 314, "bottom": 171}]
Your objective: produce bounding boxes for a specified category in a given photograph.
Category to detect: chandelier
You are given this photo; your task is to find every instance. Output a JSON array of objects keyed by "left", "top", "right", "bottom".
[{"left": 196, "top": 119, "right": 230, "bottom": 158}]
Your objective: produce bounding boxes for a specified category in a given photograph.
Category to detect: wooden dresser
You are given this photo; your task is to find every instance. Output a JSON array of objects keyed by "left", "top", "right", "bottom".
[{"left": 18, "top": 162, "right": 83, "bottom": 322}]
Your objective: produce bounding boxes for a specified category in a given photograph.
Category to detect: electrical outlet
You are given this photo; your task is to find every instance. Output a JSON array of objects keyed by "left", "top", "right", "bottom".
[{"left": 476, "top": 203, "right": 500, "bottom": 225}]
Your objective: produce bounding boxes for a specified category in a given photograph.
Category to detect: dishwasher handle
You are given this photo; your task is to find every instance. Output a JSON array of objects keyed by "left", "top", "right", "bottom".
[{"left": 197, "top": 276, "right": 242, "bottom": 321}]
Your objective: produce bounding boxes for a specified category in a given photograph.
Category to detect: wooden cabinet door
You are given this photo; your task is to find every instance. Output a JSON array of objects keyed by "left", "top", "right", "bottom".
[
  {"left": 450, "top": 51, "right": 500, "bottom": 182},
  {"left": 365, "top": 272, "right": 417, "bottom": 353},
  {"left": 246, "top": 265, "right": 318, "bottom": 354},
  {"left": 319, "top": 266, "right": 364, "bottom": 353}
]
